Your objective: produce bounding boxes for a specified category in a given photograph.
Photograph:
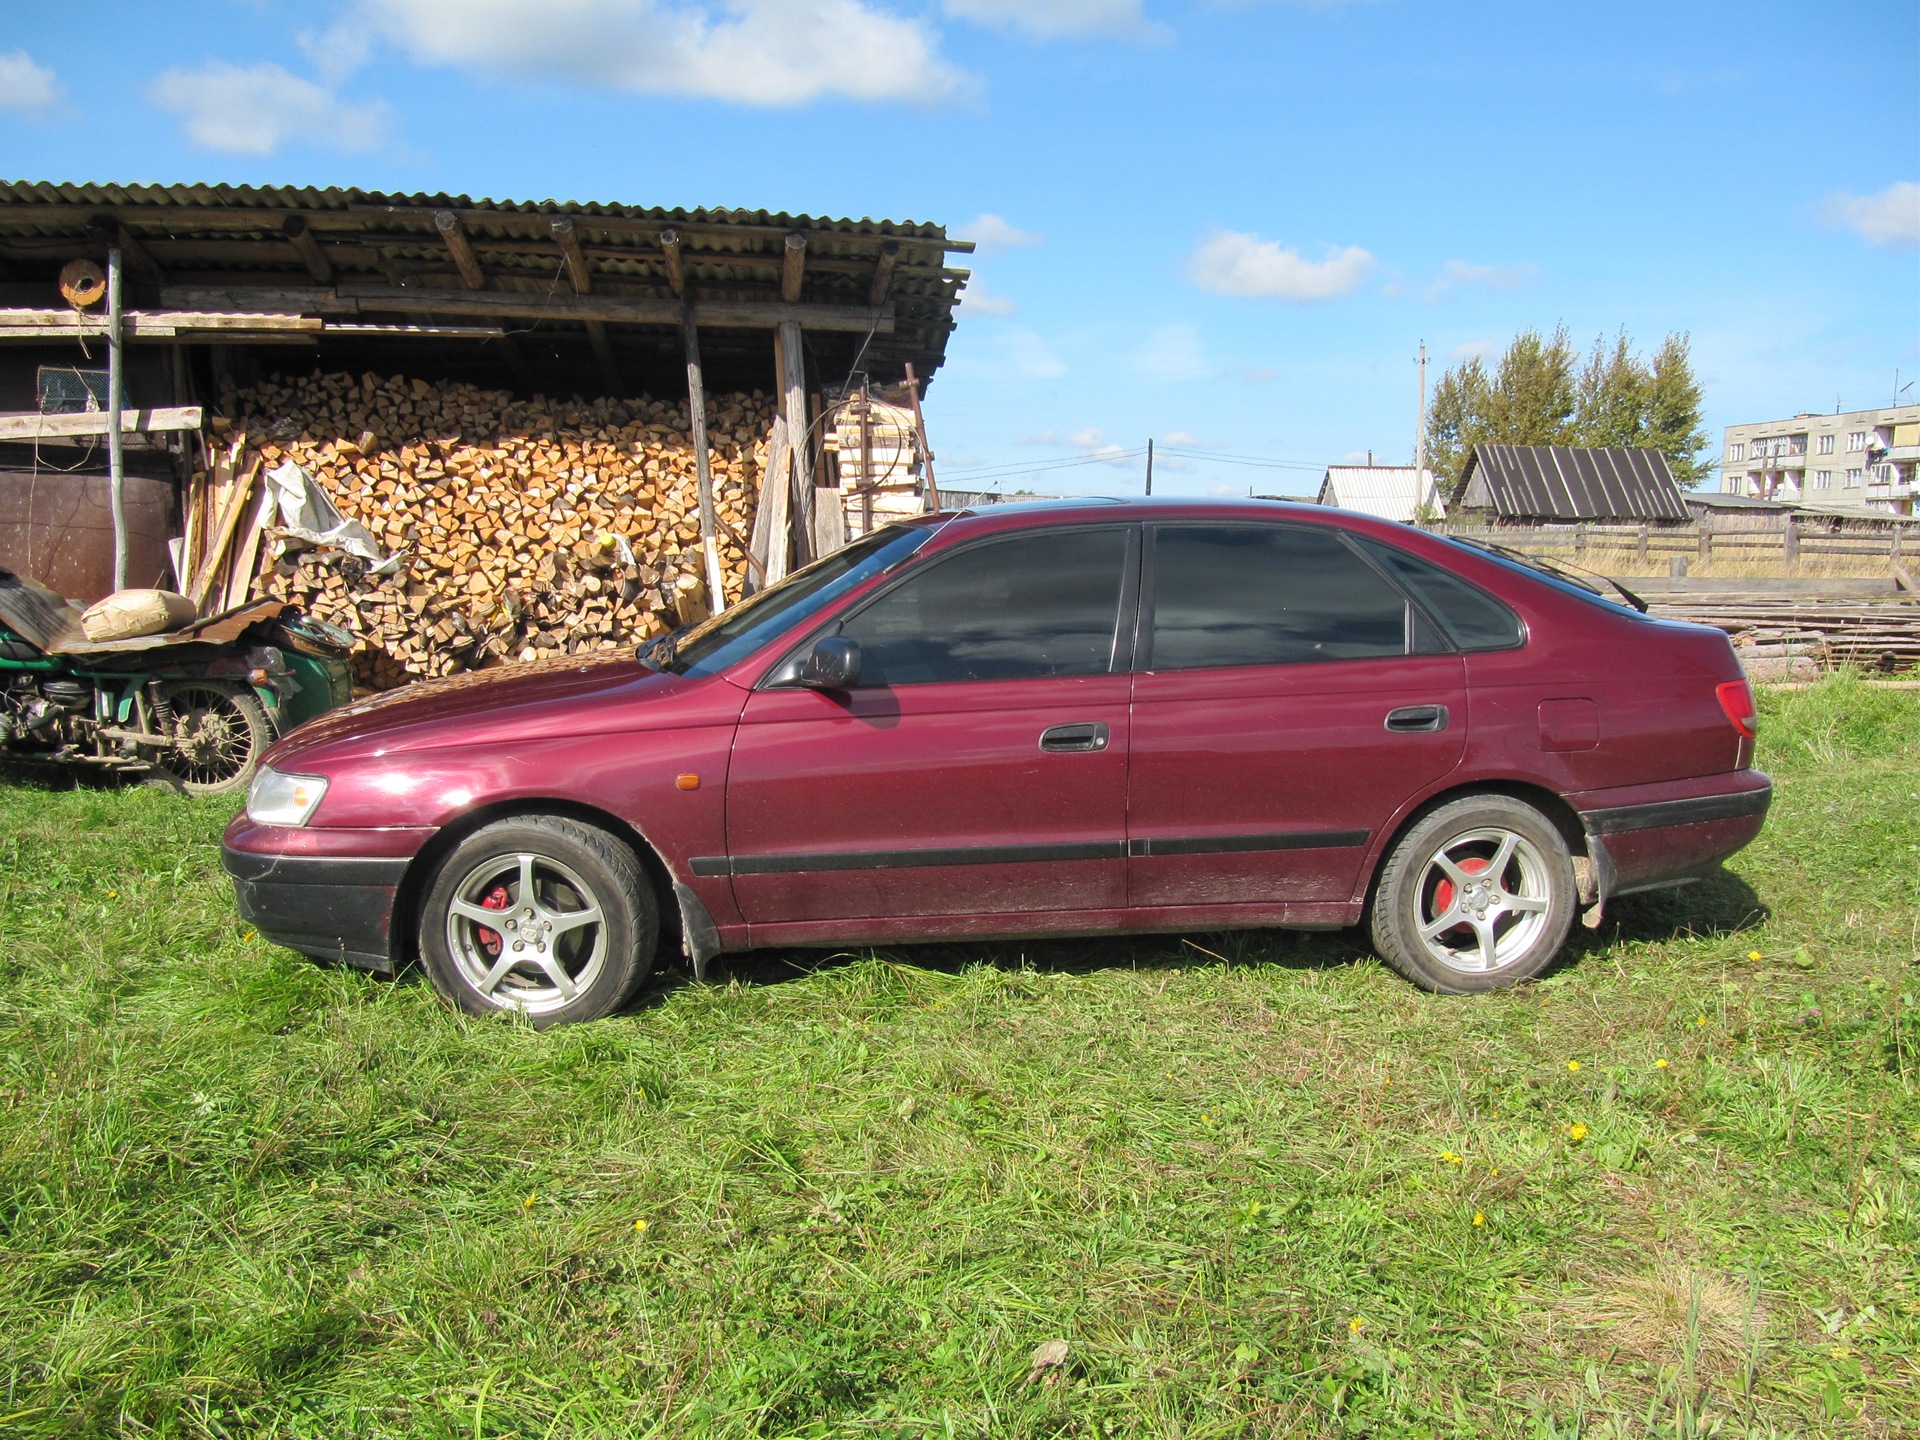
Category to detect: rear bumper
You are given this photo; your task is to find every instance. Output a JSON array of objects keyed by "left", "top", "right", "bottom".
[
  {"left": 223, "top": 846, "right": 409, "bottom": 972},
  {"left": 1573, "top": 771, "right": 1771, "bottom": 897}
]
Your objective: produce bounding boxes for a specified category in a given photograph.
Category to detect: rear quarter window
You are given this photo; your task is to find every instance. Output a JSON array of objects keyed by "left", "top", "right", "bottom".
[{"left": 1354, "top": 538, "right": 1525, "bottom": 651}]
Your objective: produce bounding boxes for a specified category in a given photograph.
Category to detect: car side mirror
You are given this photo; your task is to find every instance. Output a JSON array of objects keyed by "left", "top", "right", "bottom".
[{"left": 797, "top": 635, "right": 862, "bottom": 692}]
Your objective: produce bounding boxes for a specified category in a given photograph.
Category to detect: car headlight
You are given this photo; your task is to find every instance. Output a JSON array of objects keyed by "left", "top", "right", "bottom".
[{"left": 246, "top": 766, "right": 330, "bottom": 826}]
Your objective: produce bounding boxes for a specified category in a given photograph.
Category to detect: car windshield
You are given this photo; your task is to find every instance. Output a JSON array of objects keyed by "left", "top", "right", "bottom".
[
  {"left": 1441, "top": 537, "right": 1648, "bottom": 613},
  {"left": 647, "top": 522, "right": 936, "bottom": 678}
]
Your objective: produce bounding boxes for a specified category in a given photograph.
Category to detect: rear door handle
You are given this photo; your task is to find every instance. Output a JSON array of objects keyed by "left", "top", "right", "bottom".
[
  {"left": 1385, "top": 704, "right": 1449, "bottom": 733},
  {"left": 1039, "top": 722, "right": 1110, "bottom": 753}
]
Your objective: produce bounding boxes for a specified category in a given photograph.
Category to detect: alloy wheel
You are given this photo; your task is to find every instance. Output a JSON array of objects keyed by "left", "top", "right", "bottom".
[
  {"left": 1415, "top": 826, "right": 1554, "bottom": 974},
  {"left": 443, "top": 850, "right": 608, "bottom": 1016}
]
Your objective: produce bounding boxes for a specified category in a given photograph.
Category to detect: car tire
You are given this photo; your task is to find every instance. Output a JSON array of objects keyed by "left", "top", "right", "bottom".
[
  {"left": 419, "top": 816, "right": 658, "bottom": 1027},
  {"left": 1368, "top": 794, "right": 1577, "bottom": 994}
]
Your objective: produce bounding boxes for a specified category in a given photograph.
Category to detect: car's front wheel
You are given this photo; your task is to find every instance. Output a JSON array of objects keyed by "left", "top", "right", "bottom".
[
  {"left": 419, "top": 816, "right": 657, "bottom": 1026},
  {"left": 1368, "top": 794, "right": 1577, "bottom": 993}
]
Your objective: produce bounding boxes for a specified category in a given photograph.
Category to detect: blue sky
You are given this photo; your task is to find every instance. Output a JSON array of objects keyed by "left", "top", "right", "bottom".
[{"left": 3, "top": 0, "right": 1915, "bottom": 497}]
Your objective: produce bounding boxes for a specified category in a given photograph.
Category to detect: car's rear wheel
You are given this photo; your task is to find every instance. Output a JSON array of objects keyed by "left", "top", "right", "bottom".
[
  {"left": 419, "top": 816, "right": 657, "bottom": 1026},
  {"left": 1368, "top": 794, "right": 1576, "bottom": 993}
]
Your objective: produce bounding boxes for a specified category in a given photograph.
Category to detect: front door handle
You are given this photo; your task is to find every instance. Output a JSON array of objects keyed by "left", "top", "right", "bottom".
[
  {"left": 1385, "top": 704, "right": 1449, "bottom": 734},
  {"left": 1039, "top": 722, "right": 1110, "bottom": 753}
]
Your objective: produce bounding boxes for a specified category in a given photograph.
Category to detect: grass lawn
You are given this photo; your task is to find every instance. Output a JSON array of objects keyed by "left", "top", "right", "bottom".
[{"left": 1, "top": 676, "right": 1915, "bottom": 1439}]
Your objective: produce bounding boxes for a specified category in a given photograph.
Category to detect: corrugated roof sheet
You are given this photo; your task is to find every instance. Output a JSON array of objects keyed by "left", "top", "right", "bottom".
[
  {"left": 1316, "top": 465, "right": 1444, "bottom": 524},
  {"left": 1457, "top": 446, "right": 1689, "bottom": 522}
]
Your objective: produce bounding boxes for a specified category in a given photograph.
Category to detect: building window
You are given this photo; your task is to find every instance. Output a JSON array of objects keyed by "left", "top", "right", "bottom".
[
  {"left": 1844, "top": 468, "right": 1864, "bottom": 487},
  {"left": 1873, "top": 464, "right": 1895, "bottom": 484},
  {"left": 1847, "top": 431, "right": 1869, "bottom": 451},
  {"left": 1813, "top": 470, "right": 1832, "bottom": 489},
  {"left": 1728, "top": 442, "right": 1746, "bottom": 461},
  {"left": 1817, "top": 433, "right": 1835, "bottom": 454}
]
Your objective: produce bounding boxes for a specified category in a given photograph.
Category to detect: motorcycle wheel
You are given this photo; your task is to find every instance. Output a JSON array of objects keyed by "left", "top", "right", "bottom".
[{"left": 157, "top": 681, "right": 272, "bottom": 796}]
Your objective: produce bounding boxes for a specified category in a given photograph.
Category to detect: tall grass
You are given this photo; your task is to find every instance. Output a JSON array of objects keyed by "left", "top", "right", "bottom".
[{"left": 0, "top": 677, "right": 1915, "bottom": 1438}]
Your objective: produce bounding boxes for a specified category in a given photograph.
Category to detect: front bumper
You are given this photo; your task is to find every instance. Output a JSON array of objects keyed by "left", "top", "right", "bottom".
[
  {"left": 1573, "top": 770, "right": 1772, "bottom": 902},
  {"left": 222, "top": 834, "right": 416, "bottom": 974}
]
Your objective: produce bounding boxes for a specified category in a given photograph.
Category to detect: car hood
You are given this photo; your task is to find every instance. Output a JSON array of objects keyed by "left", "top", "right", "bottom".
[{"left": 265, "top": 651, "right": 732, "bottom": 770}]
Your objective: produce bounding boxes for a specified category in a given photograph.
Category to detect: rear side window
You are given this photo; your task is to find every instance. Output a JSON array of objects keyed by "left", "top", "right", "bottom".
[
  {"left": 1355, "top": 539, "right": 1524, "bottom": 651},
  {"left": 840, "top": 527, "right": 1129, "bottom": 685},
  {"left": 1148, "top": 525, "right": 1408, "bottom": 669}
]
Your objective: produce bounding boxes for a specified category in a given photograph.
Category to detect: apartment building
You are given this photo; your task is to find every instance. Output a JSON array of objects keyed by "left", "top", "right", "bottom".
[{"left": 1721, "top": 403, "right": 1920, "bottom": 514}]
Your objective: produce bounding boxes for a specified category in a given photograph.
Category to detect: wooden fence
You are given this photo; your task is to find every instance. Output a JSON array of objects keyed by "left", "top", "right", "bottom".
[{"left": 1436, "top": 521, "right": 1913, "bottom": 567}]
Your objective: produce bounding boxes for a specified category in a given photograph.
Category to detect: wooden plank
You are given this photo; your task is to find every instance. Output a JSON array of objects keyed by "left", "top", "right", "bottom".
[
  {"left": 760, "top": 420, "right": 792, "bottom": 588},
  {"left": 0, "top": 406, "right": 203, "bottom": 440},
  {"left": 0, "top": 308, "right": 322, "bottom": 335},
  {"left": 281, "top": 214, "right": 334, "bottom": 283},
  {"left": 776, "top": 320, "right": 814, "bottom": 566},
  {"left": 158, "top": 285, "right": 896, "bottom": 333},
  {"left": 434, "top": 211, "right": 486, "bottom": 290},
  {"left": 682, "top": 298, "right": 724, "bottom": 610},
  {"left": 747, "top": 416, "right": 783, "bottom": 592},
  {"left": 659, "top": 228, "right": 685, "bottom": 296},
  {"left": 190, "top": 453, "right": 260, "bottom": 611}
]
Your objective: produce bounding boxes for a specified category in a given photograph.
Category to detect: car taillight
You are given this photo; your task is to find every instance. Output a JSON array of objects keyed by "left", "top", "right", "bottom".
[{"left": 1716, "top": 679, "right": 1757, "bottom": 739}]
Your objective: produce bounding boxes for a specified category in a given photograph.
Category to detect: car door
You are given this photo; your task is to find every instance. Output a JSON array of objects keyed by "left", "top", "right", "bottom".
[
  {"left": 721, "top": 524, "right": 1137, "bottom": 927},
  {"left": 1126, "top": 522, "right": 1467, "bottom": 909}
]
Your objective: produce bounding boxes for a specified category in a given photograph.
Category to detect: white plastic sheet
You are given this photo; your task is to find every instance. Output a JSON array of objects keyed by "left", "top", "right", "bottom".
[{"left": 265, "top": 459, "right": 399, "bottom": 577}]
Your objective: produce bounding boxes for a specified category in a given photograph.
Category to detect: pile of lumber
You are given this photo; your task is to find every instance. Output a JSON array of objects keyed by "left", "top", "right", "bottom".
[
  {"left": 1650, "top": 597, "right": 1920, "bottom": 672},
  {"left": 183, "top": 370, "right": 772, "bottom": 688}
]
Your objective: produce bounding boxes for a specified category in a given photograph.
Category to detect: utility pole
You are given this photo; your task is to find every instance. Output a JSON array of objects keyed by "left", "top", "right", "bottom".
[
  {"left": 1415, "top": 340, "right": 1428, "bottom": 485},
  {"left": 1145, "top": 438, "right": 1154, "bottom": 495},
  {"left": 106, "top": 248, "right": 127, "bottom": 592}
]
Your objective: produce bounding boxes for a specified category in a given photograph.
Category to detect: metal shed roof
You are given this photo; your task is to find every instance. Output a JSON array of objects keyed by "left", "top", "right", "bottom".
[
  {"left": 1316, "top": 465, "right": 1444, "bottom": 524},
  {"left": 1456, "top": 445, "right": 1689, "bottom": 522}
]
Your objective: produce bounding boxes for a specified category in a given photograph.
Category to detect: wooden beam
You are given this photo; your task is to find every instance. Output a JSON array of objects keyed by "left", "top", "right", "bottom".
[
  {"left": 776, "top": 319, "right": 813, "bottom": 565},
  {"left": 0, "top": 309, "right": 322, "bottom": 340},
  {"left": 433, "top": 210, "right": 486, "bottom": 290},
  {"left": 159, "top": 284, "right": 895, "bottom": 333},
  {"left": 868, "top": 240, "right": 900, "bottom": 306},
  {"left": 682, "top": 298, "right": 724, "bottom": 609},
  {"left": 281, "top": 214, "right": 334, "bottom": 284},
  {"left": 87, "top": 216, "right": 164, "bottom": 284},
  {"left": 781, "top": 231, "right": 807, "bottom": 304},
  {"left": 550, "top": 216, "right": 593, "bottom": 294},
  {"left": 658, "top": 228, "right": 684, "bottom": 296},
  {"left": 0, "top": 406, "right": 203, "bottom": 440}
]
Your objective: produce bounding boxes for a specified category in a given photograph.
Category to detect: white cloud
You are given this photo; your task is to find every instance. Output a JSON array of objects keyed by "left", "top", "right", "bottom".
[
  {"left": 1021, "top": 426, "right": 1106, "bottom": 447},
  {"left": 333, "top": 0, "right": 965, "bottom": 105},
  {"left": 1134, "top": 322, "right": 1208, "bottom": 381},
  {"left": 962, "top": 212, "right": 1043, "bottom": 251},
  {"left": 1188, "top": 230, "right": 1377, "bottom": 302},
  {"left": 147, "top": 62, "right": 387, "bottom": 154},
  {"left": 958, "top": 281, "right": 1019, "bottom": 316},
  {"left": 944, "top": 0, "right": 1149, "bottom": 39},
  {"left": 0, "top": 50, "right": 62, "bottom": 111},
  {"left": 1423, "top": 258, "right": 1536, "bottom": 300},
  {"left": 1161, "top": 430, "right": 1204, "bottom": 446},
  {"left": 1822, "top": 181, "right": 1920, "bottom": 250},
  {"left": 1449, "top": 337, "right": 1496, "bottom": 362}
]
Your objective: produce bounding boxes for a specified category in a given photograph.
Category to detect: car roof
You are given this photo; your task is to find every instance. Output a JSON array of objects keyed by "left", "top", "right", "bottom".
[{"left": 941, "top": 495, "right": 1332, "bottom": 526}]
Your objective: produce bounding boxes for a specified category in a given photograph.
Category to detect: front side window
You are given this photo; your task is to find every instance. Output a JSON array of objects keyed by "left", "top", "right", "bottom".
[
  {"left": 839, "top": 527, "right": 1129, "bottom": 685},
  {"left": 1147, "top": 525, "right": 1408, "bottom": 670}
]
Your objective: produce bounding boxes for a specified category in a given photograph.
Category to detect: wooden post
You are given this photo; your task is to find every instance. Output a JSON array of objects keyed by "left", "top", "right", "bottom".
[
  {"left": 903, "top": 361, "right": 939, "bottom": 511},
  {"left": 1698, "top": 526, "right": 1712, "bottom": 564},
  {"left": 1784, "top": 517, "right": 1800, "bottom": 570},
  {"left": 1637, "top": 523, "right": 1649, "bottom": 563},
  {"left": 781, "top": 232, "right": 807, "bottom": 304},
  {"left": 775, "top": 320, "right": 813, "bottom": 564},
  {"left": 682, "top": 297, "right": 725, "bottom": 611},
  {"left": 106, "top": 248, "right": 128, "bottom": 591},
  {"left": 659, "top": 228, "right": 685, "bottom": 296}
]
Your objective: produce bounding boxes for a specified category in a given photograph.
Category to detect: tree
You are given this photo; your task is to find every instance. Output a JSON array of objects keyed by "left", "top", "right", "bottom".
[
  {"left": 1643, "top": 333, "right": 1710, "bottom": 485},
  {"left": 1426, "top": 326, "right": 1709, "bottom": 490}
]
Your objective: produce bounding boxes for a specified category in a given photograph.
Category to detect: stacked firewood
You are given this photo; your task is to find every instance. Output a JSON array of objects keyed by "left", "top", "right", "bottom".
[{"left": 218, "top": 371, "right": 770, "bottom": 689}]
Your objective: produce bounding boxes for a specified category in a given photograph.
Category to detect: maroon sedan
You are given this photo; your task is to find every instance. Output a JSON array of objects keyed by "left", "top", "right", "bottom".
[{"left": 223, "top": 499, "right": 1769, "bottom": 1025}]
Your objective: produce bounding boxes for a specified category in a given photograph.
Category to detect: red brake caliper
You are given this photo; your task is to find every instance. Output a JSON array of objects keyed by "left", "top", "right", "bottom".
[
  {"left": 1433, "top": 856, "right": 1490, "bottom": 925},
  {"left": 475, "top": 884, "right": 512, "bottom": 957}
]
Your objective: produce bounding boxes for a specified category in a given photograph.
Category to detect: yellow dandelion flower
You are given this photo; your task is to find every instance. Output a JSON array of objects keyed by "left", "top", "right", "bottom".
[
  {"left": 1655, "top": 1058, "right": 1670, "bottom": 1070},
  {"left": 1696, "top": 1016, "right": 1708, "bottom": 1027},
  {"left": 1201, "top": 1112, "right": 1216, "bottom": 1127},
  {"left": 522, "top": 1192, "right": 538, "bottom": 1210},
  {"left": 1348, "top": 1317, "right": 1366, "bottom": 1336},
  {"left": 107, "top": 891, "right": 118, "bottom": 899},
  {"left": 1490, "top": 1167, "right": 1499, "bottom": 1178},
  {"left": 1472, "top": 1211, "right": 1485, "bottom": 1227},
  {"left": 1567, "top": 1060, "right": 1581, "bottom": 1073},
  {"left": 1567, "top": 1122, "right": 1589, "bottom": 1143},
  {"left": 633, "top": 1218, "right": 648, "bottom": 1233},
  {"left": 1747, "top": 950, "right": 1762, "bottom": 961}
]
